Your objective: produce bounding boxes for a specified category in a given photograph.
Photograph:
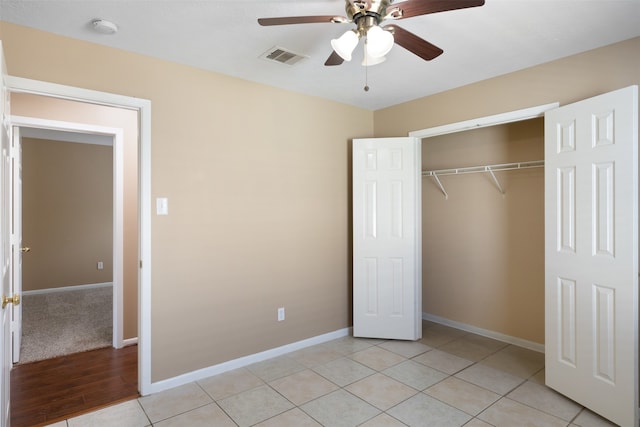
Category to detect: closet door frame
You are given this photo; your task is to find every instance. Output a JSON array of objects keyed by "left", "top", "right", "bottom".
[{"left": 409, "top": 103, "right": 558, "bottom": 140}]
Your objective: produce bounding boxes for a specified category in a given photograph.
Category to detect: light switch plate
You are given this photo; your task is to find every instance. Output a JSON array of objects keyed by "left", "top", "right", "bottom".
[{"left": 156, "top": 197, "right": 169, "bottom": 215}]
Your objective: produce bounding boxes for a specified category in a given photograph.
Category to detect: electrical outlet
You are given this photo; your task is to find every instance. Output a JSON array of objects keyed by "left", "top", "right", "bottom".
[
  {"left": 277, "top": 307, "right": 285, "bottom": 322},
  {"left": 97, "top": 261, "right": 104, "bottom": 270}
]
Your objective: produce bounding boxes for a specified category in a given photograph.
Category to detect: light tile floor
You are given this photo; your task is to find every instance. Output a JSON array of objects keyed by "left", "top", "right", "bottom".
[{"left": 47, "top": 321, "right": 619, "bottom": 427}]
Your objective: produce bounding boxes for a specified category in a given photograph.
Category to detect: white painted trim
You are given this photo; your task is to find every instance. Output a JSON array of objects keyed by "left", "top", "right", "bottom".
[
  {"left": 138, "top": 93, "right": 152, "bottom": 396},
  {"left": 6, "top": 76, "right": 153, "bottom": 396},
  {"left": 408, "top": 102, "right": 559, "bottom": 139},
  {"left": 10, "top": 116, "right": 120, "bottom": 138},
  {"left": 22, "top": 282, "right": 112, "bottom": 296},
  {"left": 20, "top": 126, "right": 112, "bottom": 146},
  {"left": 148, "top": 327, "right": 351, "bottom": 395},
  {"left": 112, "top": 122, "right": 124, "bottom": 350},
  {"left": 123, "top": 337, "right": 138, "bottom": 347},
  {"left": 423, "top": 312, "right": 545, "bottom": 353},
  {"left": 6, "top": 76, "right": 144, "bottom": 111},
  {"left": 10, "top": 115, "right": 125, "bottom": 350}
]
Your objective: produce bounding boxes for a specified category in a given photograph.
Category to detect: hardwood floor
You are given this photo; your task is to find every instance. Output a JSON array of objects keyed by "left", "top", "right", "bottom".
[{"left": 10, "top": 345, "right": 139, "bottom": 427}]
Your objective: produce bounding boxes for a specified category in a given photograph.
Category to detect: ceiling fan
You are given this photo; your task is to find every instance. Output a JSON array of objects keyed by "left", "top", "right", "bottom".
[{"left": 258, "top": 0, "right": 485, "bottom": 67}]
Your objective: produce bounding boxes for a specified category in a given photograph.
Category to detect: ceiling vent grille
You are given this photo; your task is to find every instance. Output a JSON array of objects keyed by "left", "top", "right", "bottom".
[{"left": 260, "top": 46, "right": 308, "bottom": 66}]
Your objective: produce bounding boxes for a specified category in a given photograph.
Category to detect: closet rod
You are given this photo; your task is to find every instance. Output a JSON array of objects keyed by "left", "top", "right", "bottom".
[
  {"left": 422, "top": 160, "right": 544, "bottom": 199},
  {"left": 422, "top": 160, "right": 544, "bottom": 177}
]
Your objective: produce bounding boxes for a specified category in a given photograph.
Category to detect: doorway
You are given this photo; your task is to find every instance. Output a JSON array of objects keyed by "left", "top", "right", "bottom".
[
  {"left": 6, "top": 103, "right": 139, "bottom": 424},
  {"left": 410, "top": 103, "right": 556, "bottom": 349},
  {"left": 5, "top": 76, "right": 153, "bottom": 398},
  {"left": 11, "top": 110, "right": 129, "bottom": 357},
  {"left": 18, "top": 127, "right": 116, "bottom": 363}
]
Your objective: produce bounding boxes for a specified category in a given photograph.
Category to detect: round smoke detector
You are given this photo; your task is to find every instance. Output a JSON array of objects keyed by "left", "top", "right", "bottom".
[{"left": 92, "top": 19, "right": 118, "bottom": 34}]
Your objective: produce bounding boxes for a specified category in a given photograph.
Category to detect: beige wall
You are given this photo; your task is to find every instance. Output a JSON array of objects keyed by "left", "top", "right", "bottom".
[
  {"left": 12, "top": 93, "right": 139, "bottom": 341},
  {"left": 374, "top": 37, "right": 640, "bottom": 137},
  {"left": 3, "top": 19, "right": 637, "bottom": 381},
  {"left": 0, "top": 21, "right": 373, "bottom": 381},
  {"left": 375, "top": 37, "right": 640, "bottom": 344},
  {"left": 22, "top": 138, "right": 113, "bottom": 290}
]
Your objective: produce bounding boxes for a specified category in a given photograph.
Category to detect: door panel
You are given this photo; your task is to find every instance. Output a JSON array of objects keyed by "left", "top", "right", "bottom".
[
  {"left": 545, "top": 86, "right": 638, "bottom": 427},
  {"left": 0, "top": 40, "right": 10, "bottom": 427},
  {"left": 11, "top": 127, "right": 21, "bottom": 363},
  {"left": 353, "top": 137, "right": 421, "bottom": 340}
]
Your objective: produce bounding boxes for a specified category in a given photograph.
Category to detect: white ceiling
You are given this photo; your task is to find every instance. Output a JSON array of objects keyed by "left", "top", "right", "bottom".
[{"left": 2, "top": 0, "right": 639, "bottom": 110}]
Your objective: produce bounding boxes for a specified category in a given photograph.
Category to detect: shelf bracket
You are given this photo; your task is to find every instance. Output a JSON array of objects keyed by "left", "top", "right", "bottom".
[
  {"left": 431, "top": 173, "right": 449, "bottom": 200},
  {"left": 486, "top": 167, "right": 505, "bottom": 196}
]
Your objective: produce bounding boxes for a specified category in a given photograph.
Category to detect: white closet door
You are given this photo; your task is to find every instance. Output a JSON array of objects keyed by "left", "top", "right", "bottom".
[
  {"left": 545, "top": 86, "right": 638, "bottom": 427},
  {"left": 353, "top": 137, "right": 421, "bottom": 340}
]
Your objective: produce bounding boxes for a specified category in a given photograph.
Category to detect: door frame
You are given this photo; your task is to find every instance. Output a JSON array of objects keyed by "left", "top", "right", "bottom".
[
  {"left": 409, "top": 102, "right": 558, "bottom": 351},
  {"left": 11, "top": 116, "right": 124, "bottom": 351},
  {"left": 5, "top": 76, "right": 152, "bottom": 395},
  {"left": 409, "top": 103, "right": 559, "bottom": 139}
]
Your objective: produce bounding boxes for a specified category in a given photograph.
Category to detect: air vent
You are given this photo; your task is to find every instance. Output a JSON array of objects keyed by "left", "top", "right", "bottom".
[{"left": 260, "top": 46, "right": 308, "bottom": 66}]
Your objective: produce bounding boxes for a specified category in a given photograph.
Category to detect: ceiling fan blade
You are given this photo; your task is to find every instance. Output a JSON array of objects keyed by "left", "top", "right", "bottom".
[
  {"left": 386, "top": 25, "right": 443, "bottom": 61},
  {"left": 389, "top": 0, "right": 484, "bottom": 19},
  {"left": 325, "top": 50, "right": 345, "bottom": 66},
  {"left": 258, "top": 16, "right": 345, "bottom": 26}
]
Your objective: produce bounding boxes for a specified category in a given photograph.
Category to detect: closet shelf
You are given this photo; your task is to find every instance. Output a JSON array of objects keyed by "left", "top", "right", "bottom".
[{"left": 422, "top": 160, "right": 544, "bottom": 199}]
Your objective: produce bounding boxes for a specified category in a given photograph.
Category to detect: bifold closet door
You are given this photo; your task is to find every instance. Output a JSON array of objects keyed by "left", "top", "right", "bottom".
[
  {"left": 545, "top": 85, "right": 638, "bottom": 427},
  {"left": 352, "top": 137, "right": 422, "bottom": 341}
]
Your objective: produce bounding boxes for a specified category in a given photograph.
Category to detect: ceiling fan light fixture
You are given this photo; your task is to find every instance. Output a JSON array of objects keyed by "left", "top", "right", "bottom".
[
  {"left": 331, "top": 30, "right": 359, "bottom": 61},
  {"left": 362, "top": 45, "right": 386, "bottom": 66},
  {"left": 365, "top": 25, "right": 394, "bottom": 58}
]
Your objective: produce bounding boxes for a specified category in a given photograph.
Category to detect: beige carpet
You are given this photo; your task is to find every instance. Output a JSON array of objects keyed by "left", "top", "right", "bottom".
[{"left": 19, "top": 286, "right": 112, "bottom": 364}]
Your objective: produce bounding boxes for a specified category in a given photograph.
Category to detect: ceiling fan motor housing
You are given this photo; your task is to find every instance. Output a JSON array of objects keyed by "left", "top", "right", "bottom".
[
  {"left": 346, "top": 0, "right": 392, "bottom": 25},
  {"left": 257, "top": 0, "right": 485, "bottom": 66}
]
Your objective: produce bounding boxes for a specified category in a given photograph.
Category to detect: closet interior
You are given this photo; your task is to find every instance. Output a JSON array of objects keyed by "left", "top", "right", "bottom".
[{"left": 420, "top": 117, "right": 545, "bottom": 346}]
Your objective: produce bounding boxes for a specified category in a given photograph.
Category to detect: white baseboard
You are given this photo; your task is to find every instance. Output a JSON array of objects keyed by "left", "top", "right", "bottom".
[
  {"left": 23, "top": 282, "right": 113, "bottom": 296},
  {"left": 147, "top": 327, "right": 352, "bottom": 395},
  {"left": 423, "top": 312, "right": 545, "bottom": 354},
  {"left": 145, "top": 315, "right": 544, "bottom": 396},
  {"left": 122, "top": 338, "right": 138, "bottom": 347}
]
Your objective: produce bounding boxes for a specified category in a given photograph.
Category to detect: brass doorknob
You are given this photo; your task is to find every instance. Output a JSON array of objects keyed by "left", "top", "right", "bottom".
[
  {"left": 20, "top": 247, "right": 30, "bottom": 253},
  {"left": 2, "top": 294, "right": 20, "bottom": 309}
]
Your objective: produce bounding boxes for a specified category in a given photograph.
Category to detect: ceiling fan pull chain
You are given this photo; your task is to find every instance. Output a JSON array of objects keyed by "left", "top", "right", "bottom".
[{"left": 364, "top": 47, "right": 370, "bottom": 91}]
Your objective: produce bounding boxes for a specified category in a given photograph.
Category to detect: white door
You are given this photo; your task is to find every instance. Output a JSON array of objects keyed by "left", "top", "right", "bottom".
[
  {"left": 545, "top": 85, "right": 638, "bottom": 427},
  {"left": 353, "top": 137, "right": 422, "bottom": 340},
  {"left": 11, "top": 126, "right": 21, "bottom": 364},
  {"left": 0, "top": 41, "right": 11, "bottom": 427}
]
